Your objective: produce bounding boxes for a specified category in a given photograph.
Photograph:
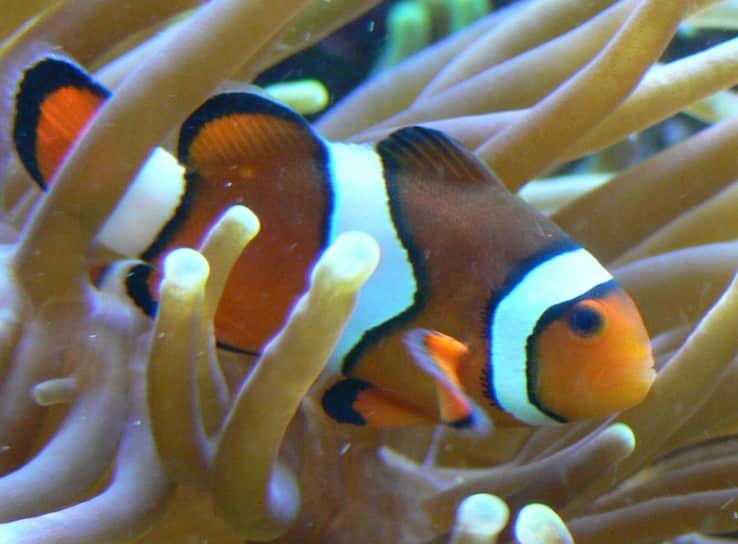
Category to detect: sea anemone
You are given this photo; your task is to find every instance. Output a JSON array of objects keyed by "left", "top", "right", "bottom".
[{"left": 1, "top": 0, "right": 738, "bottom": 543}]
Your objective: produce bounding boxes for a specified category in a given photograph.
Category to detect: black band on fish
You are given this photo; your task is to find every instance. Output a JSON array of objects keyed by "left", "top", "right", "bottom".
[
  {"left": 125, "top": 263, "right": 159, "bottom": 317},
  {"left": 140, "top": 173, "right": 199, "bottom": 262}
]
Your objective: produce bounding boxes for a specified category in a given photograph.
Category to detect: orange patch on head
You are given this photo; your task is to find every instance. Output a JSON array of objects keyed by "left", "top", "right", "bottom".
[
  {"left": 36, "top": 86, "right": 105, "bottom": 182},
  {"left": 533, "top": 289, "right": 655, "bottom": 420}
]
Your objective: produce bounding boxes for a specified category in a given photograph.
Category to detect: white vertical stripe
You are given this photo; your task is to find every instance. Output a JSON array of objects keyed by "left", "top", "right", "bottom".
[
  {"left": 490, "top": 248, "right": 613, "bottom": 425},
  {"left": 326, "top": 142, "right": 417, "bottom": 370},
  {"left": 97, "top": 147, "right": 186, "bottom": 256}
]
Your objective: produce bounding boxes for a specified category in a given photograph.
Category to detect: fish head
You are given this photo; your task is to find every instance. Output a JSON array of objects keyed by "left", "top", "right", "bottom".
[{"left": 531, "top": 285, "right": 655, "bottom": 420}]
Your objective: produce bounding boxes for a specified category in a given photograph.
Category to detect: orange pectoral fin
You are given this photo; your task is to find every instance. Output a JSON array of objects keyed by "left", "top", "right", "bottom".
[
  {"left": 14, "top": 57, "right": 110, "bottom": 188},
  {"left": 404, "top": 329, "right": 487, "bottom": 430},
  {"left": 321, "top": 378, "right": 437, "bottom": 428}
]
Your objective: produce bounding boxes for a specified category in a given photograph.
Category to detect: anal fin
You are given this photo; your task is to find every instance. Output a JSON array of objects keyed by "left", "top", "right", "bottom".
[{"left": 321, "top": 378, "right": 437, "bottom": 428}]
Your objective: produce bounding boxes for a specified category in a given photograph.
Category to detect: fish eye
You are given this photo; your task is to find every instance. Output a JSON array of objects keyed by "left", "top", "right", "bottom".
[{"left": 567, "top": 301, "right": 605, "bottom": 339}]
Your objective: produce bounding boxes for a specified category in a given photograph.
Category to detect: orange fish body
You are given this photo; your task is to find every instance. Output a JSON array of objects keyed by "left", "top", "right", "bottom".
[{"left": 9, "top": 55, "right": 656, "bottom": 429}]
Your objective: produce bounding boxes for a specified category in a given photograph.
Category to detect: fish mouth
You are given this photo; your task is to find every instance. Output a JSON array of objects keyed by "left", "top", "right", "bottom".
[
  {"left": 636, "top": 349, "right": 657, "bottom": 383},
  {"left": 632, "top": 365, "right": 657, "bottom": 398},
  {"left": 581, "top": 355, "right": 656, "bottom": 418},
  {"left": 613, "top": 355, "right": 657, "bottom": 409}
]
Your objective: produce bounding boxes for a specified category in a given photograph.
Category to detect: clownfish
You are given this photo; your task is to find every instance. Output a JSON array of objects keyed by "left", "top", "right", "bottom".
[{"left": 9, "top": 55, "right": 656, "bottom": 429}]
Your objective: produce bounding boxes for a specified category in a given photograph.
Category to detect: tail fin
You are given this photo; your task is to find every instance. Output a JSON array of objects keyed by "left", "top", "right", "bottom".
[
  {"left": 12, "top": 56, "right": 110, "bottom": 188},
  {"left": 8, "top": 55, "right": 189, "bottom": 262}
]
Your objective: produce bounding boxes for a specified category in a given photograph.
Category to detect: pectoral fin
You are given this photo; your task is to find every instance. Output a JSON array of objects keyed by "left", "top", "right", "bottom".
[{"left": 404, "top": 329, "right": 488, "bottom": 431}]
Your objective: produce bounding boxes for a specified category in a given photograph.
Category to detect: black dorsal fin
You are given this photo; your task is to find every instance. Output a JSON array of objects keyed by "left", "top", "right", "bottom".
[
  {"left": 13, "top": 56, "right": 110, "bottom": 188},
  {"left": 377, "top": 126, "right": 497, "bottom": 187},
  {"left": 177, "top": 91, "right": 321, "bottom": 171}
]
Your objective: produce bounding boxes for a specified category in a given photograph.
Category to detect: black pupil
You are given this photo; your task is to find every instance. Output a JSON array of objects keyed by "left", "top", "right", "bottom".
[{"left": 568, "top": 305, "right": 603, "bottom": 337}]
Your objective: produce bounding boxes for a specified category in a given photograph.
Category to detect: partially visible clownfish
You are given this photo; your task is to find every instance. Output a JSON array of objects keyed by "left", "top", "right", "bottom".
[{"left": 8, "top": 54, "right": 656, "bottom": 430}]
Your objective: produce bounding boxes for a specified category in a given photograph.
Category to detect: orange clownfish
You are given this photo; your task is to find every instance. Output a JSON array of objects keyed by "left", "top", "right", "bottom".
[{"left": 9, "top": 55, "right": 656, "bottom": 429}]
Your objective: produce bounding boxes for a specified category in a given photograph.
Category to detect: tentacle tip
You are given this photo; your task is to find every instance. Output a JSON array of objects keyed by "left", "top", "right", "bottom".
[
  {"left": 312, "top": 231, "right": 380, "bottom": 293},
  {"left": 161, "top": 247, "right": 210, "bottom": 294},
  {"left": 220, "top": 205, "right": 261, "bottom": 243},
  {"left": 264, "top": 79, "right": 330, "bottom": 115},
  {"left": 514, "top": 503, "right": 574, "bottom": 544},
  {"left": 604, "top": 422, "right": 636, "bottom": 451},
  {"left": 451, "top": 493, "right": 509, "bottom": 543},
  {"left": 31, "top": 377, "right": 78, "bottom": 406}
]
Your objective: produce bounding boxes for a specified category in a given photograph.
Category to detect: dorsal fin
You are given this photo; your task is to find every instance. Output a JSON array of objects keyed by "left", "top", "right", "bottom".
[
  {"left": 177, "top": 91, "right": 321, "bottom": 173},
  {"left": 169, "top": 91, "right": 334, "bottom": 355},
  {"left": 13, "top": 56, "right": 110, "bottom": 188},
  {"left": 377, "top": 126, "right": 496, "bottom": 186}
]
